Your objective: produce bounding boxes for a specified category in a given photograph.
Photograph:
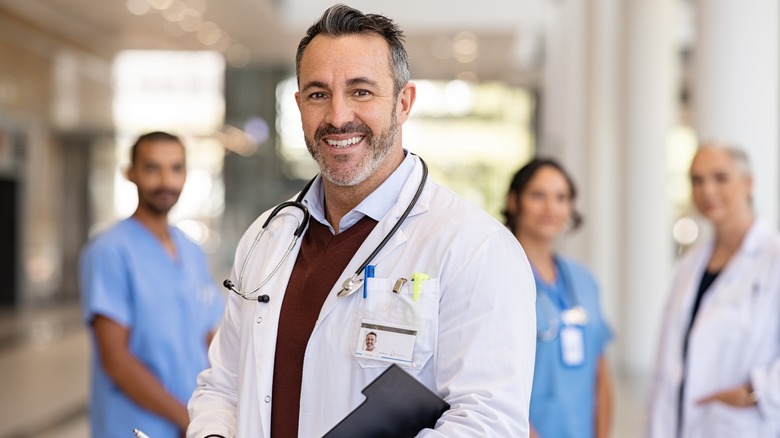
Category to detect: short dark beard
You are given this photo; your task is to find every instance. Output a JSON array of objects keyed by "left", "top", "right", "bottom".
[{"left": 305, "top": 102, "right": 398, "bottom": 186}]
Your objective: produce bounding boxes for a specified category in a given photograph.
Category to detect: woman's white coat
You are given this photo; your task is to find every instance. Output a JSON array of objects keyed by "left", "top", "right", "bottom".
[{"left": 649, "top": 220, "right": 780, "bottom": 437}]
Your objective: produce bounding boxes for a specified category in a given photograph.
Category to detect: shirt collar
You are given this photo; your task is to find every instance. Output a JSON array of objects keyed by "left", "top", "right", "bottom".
[{"left": 303, "top": 151, "right": 416, "bottom": 234}]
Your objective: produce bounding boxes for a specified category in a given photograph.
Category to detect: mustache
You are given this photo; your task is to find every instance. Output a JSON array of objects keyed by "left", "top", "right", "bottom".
[
  {"left": 315, "top": 121, "right": 371, "bottom": 140},
  {"left": 151, "top": 188, "right": 180, "bottom": 197}
]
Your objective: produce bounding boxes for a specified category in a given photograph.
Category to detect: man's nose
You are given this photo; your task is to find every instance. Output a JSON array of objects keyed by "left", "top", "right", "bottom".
[
  {"left": 324, "top": 94, "right": 354, "bottom": 127},
  {"left": 159, "top": 167, "right": 180, "bottom": 187}
]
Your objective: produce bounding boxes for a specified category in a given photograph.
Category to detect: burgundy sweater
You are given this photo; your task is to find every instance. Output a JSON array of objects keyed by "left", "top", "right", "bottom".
[{"left": 270, "top": 216, "right": 377, "bottom": 437}]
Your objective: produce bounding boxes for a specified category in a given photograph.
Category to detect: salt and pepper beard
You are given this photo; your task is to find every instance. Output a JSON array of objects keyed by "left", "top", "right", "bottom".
[{"left": 305, "top": 102, "right": 399, "bottom": 187}]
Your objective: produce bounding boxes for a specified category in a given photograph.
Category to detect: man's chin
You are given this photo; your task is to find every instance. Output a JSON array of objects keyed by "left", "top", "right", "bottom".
[
  {"left": 322, "top": 168, "right": 369, "bottom": 187},
  {"left": 146, "top": 203, "right": 175, "bottom": 216}
]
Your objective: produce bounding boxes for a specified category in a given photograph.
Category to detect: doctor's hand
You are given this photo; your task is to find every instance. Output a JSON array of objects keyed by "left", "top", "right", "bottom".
[{"left": 696, "top": 384, "right": 757, "bottom": 408}]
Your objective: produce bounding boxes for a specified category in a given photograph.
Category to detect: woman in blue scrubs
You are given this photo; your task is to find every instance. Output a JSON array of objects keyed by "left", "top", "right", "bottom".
[{"left": 504, "top": 159, "right": 613, "bottom": 438}]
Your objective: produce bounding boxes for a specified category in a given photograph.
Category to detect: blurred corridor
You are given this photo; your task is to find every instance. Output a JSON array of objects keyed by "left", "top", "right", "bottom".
[{"left": 0, "top": 0, "right": 777, "bottom": 436}]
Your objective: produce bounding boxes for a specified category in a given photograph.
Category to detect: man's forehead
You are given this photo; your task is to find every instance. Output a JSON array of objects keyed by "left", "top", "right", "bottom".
[
  {"left": 300, "top": 33, "right": 391, "bottom": 68},
  {"left": 136, "top": 140, "right": 185, "bottom": 160},
  {"left": 298, "top": 35, "right": 394, "bottom": 92}
]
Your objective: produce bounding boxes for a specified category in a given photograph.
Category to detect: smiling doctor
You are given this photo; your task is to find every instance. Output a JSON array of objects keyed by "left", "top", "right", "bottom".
[
  {"left": 187, "top": 4, "right": 536, "bottom": 438},
  {"left": 648, "top": 144, "right": 780, "bottom": 437}
]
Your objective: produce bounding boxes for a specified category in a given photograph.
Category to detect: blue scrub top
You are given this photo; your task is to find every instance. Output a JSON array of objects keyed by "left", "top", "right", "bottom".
[
  {"left": 530, "top": 256, "right": 612, "bottom": 438},
  {"left": 80, "top": 218, "right": 225, "bottom": 438}
]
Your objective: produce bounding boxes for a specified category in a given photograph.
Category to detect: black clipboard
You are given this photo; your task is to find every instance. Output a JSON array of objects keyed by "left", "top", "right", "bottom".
[{"left": 323, "top": 364, "right": 450, "bottom": 438}]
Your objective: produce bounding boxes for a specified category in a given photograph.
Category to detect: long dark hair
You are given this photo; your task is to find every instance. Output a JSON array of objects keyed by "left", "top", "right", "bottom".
[{"left": 503, "top": 158, "right": 583, "bottom": 233}]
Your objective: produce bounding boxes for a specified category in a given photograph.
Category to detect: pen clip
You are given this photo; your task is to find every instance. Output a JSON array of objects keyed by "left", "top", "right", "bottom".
[
  {"left": 363, "top": 265, "right": 375, "bottom": 299},
  {"left": 392, "top": 277, "right": 407, "bottom": 294}
]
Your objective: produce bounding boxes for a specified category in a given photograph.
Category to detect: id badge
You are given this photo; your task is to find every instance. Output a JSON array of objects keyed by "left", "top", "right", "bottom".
[
  {"left": 559, "top": 325, "right": 585, "bottom": 366},
  {"left": 355, "top": 319, "right": 418, "bottom": 365}
]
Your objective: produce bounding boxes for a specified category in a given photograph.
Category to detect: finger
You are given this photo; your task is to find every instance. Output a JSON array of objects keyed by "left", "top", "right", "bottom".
[{"left": 696, "top": 395, "right": 717, "bottom": 405}]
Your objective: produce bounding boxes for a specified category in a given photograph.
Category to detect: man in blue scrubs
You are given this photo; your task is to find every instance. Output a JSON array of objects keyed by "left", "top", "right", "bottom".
[{"left": 80, "top": 131, "right": 224, "bottom": 437}]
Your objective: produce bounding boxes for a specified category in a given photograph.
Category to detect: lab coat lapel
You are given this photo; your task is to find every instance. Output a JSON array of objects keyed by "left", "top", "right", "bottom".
[
  {"left": 677, "top": 241, "right": 713, "bottom": 326},
  {"left": 703, "top": 220, "right": 768, "bottom": 305},
  {"left": 242, "top": 198, "right": 308, "bottom": 437}
]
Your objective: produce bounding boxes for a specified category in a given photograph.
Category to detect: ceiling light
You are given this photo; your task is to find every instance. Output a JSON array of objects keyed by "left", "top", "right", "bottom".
[
  {"left": 197, "top": 22, "right": 223, "bottom": 46},
  {"left": 214, "top": 34, "right": 232, "bottom": 53},
  {"left": 178, "top": 8, "right": 202, "bottom": 32},
  {"left": 148, "top": 0, "right": 174, "bottom": 10},
  {"left": 162, "top": 1, "right": 187, "bottom": 21},
  {"left": 453, "top": 31, "right": 479, "bottom": 64},
  {"left": 126, "top": 0, "right": 151, "bottom": 15},
  {"left": 183, "top": 0, "right": 207, "bottom": 14}
]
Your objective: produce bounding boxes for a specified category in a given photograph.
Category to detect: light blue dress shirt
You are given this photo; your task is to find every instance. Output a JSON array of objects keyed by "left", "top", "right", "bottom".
[{"left": 303, "top": 151, "right": 416, "bottom": 232}]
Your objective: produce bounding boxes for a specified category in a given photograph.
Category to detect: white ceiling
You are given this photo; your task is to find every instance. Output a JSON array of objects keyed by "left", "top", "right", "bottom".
[{"left": 0, "top": 0, "right": 548, "bottom": 84}]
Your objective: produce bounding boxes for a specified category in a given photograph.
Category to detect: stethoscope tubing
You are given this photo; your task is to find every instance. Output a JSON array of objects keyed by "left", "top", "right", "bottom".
[
  {"left": 231, "top": 155, "right": 428, "bottom": 302},
  {"left": 340, "top": 157, "right": 429, "bottom": 289}
]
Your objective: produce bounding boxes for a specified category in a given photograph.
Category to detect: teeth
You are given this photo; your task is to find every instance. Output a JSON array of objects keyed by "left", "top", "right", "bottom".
[{"left": 325, "top": 136, "right": 362, "bottom": 147}]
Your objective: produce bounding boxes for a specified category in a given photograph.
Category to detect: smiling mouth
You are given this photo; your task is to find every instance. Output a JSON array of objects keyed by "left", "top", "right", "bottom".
[{"left": 325, "top": 136, "right": 363, "bottom": 148}]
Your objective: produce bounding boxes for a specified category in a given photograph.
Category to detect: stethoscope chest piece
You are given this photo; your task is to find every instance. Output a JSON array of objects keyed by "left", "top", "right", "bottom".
[{"left": 337, "top": 276, "right": 364, "bottom": 297}]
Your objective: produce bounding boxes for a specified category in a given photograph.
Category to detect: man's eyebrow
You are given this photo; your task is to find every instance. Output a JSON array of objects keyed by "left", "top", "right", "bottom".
[
  {"left": 300, "top": 77, "right": 380, "bottom": 93},
  {"left": 346, "top": 77, "right": 379, "bottom": 88},
  {"left": 300, "top": 80, "right": 329, "bottom": 92}
]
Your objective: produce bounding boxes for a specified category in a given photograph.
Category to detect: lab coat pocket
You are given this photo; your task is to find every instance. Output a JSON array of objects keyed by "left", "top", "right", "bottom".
[
  {"left": 350, "top": 277, "right": 439, "bottom": 373},
  {"left": 694, "top": 402, "right": 765, "bottom": 438},
  {"left": 705, "top": 285, "right": 752, "bottom": 339}
]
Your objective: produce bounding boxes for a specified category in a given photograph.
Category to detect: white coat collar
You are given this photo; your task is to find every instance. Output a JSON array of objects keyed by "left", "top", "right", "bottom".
[
  {"left": 686, "top": 218, "right": 772, "bottom": 302},
  {"left": 737, "top": 218, "right": 772, "bottom": 258}
]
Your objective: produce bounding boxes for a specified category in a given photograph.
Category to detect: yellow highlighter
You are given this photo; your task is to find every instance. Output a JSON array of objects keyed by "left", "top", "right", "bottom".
[{"left": 411, "top": 272, "right": 430, "bottom": 302}]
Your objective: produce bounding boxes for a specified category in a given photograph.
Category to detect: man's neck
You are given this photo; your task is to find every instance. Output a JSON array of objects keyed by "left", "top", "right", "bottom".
[
  {"left": 132, "top": 209, "right": 171, "bottom": 242},
  {"left": 322, "top": 150, "right": 404, "bottom": 233}
]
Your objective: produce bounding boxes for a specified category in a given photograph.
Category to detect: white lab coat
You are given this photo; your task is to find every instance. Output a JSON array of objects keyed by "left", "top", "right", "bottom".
[
  {"left": 648, "top": 219, "right": 780, "bottom": 438},
  {"left": 188, "top": 157, "right": 537, "bottom": 438}
]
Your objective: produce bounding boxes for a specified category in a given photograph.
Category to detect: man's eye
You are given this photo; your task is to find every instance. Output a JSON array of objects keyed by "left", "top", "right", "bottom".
[
  {"left": 354, "top": 90, "right": 371, "bottom": 97},
  {"left": 310, "top": 92, "right": 327, "bottom": 100}
]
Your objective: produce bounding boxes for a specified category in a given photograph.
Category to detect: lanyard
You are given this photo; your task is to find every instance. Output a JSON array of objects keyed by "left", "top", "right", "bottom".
[
  {"left": 533, "top": 257, "right": 588, "bottom": 330},
  {"left": 532, "top": 256, "right": 579, "bottom": 311}
]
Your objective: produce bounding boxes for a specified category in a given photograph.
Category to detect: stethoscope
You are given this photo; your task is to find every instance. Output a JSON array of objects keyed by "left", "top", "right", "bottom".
[
  {"left": 223, "top": 156, "right": 429, "bottom": 303},
  {"left": 534, "top": 257, "right": 588, "bottom": 341}
]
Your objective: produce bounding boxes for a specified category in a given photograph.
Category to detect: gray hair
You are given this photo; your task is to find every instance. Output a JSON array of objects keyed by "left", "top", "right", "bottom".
[
  {"left": 697, "top": 141, "right": 752, "bottom": 177},
  {"left": 295, "top": 4, "right": 410, "bottom": 97}
]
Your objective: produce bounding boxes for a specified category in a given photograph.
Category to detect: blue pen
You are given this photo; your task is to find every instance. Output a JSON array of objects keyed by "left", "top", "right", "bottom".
[{"left": 364, "top": 265, "right": 375, "bottom": 299}]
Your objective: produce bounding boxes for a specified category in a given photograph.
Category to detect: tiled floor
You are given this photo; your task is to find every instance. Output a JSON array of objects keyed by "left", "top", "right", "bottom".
[
  {"left": 0, "top": 304, "right": 88, "bottom": 438},
  {"left": 0, "top": 303, "right": 646, "bottom": 438}
]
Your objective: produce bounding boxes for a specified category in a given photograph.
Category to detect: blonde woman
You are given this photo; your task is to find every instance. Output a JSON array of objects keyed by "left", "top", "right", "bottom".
[{"left": 649, "top": 144, "right": 780, "bottom": 437}]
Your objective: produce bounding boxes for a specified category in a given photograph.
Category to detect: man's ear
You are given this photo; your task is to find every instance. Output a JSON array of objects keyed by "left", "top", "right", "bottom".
[
  {"left": 125, "top": 164, "right": 135, "bottom": 184},
  {"left": 395, "top": 82, "right": 416, "bottom": 125}
]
